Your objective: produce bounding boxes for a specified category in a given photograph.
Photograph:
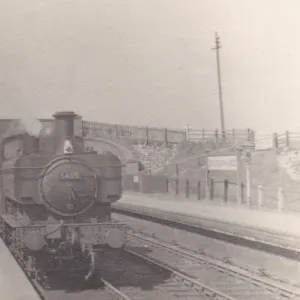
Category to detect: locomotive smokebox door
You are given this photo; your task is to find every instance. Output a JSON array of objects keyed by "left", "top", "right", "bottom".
[{"left": 39, "top": 157, "right": 98, "bottom": 216}]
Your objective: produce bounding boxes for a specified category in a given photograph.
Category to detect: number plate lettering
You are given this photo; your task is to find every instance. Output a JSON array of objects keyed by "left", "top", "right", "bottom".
[{"left": 59, "top": 172, "right": 81, "bottom": 180}]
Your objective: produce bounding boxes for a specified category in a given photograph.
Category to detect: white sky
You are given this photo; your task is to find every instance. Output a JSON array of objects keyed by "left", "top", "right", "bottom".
[{"left": 1, "top": 0, "right": 300, "bottom": 133}]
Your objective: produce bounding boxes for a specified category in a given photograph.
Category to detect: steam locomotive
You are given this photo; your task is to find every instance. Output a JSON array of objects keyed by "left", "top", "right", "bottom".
[{"left": 0, "top": 111, "right": 127, "bottom": 282}]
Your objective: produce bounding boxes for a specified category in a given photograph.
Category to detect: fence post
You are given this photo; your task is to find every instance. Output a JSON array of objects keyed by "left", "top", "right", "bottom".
[
  {"left": 258, "top": 185, "right": 263, "bottom": 209},
  {"left": 209, "top": 178, "right": 214, "bottom": 200},
  {"left": 202, "top": 129, "right": 205, "bottom": 142},
  {"left": 197, "top": 181, "right": 201, "bottom": 200},
  {"left": 277, "top": 187, "right": 283, "bottom": 212},
  {"left": 247, "top": 129, "right": 252, "bottom": 141},
  {"left": 115, "top": 124, "right": 118, "bottom": 137},
  {"left": 164, "top": 128, "right": 168, "bottom": 147},
  {"left": 215, "top": 129, "right": 219, "bottom": 144},
  {"left": 205, "top": 151, "right": 210, "bottom": 200},
  {"left": 222, "top": 128, "right": 226, "bottom": 141},
  {"left": 145, "top": 127, "right": 149, "bottom": 146},
  {"left": 224, "top": 179, "right": 228, "bottom": 203},
  {"left": 166, "top": 178, "right": 169, "bottom": 193},
  {"left": 273, "top": 133, "right": 278, "bottom": 150},
  {"left": 197, "top": 156, "right": 201, "bottom": 167},
  {"left": 185, "top": 123, "right": 190, "bottom": 142},
  {"left": 241, "top": 182, "right": 244, "bottom": 203},
  {"left": 175, "top": 178, "right": 179, "bottom": 196},
  {"left": 176, "top": 164, "right": 179, "bottom": 176},
  {"left": 175, "top": 164, "right": 179, "bottom": 196},
  {"left": 236, "top": 148, "right": 242, "bottom": 205},
  {"left": 246, "top": 160, "right": 251, "bottom": 207},
  {"left": 185, "top": 179, "right": 189, "bottom": 198},
  {"left": 251, "top": 131, "right": 256, "bottom": 149},
  {"left": 285, "top": 131, "right": 290, "bottom": 148}
]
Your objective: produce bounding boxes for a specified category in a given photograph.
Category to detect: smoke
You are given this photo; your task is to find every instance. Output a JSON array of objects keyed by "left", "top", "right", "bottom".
[
  {"left": 4, "top": 114, "right": 43, "bottom": 138},
  {"left": 39, "top": 123, "right": 53, "bottom": 137},
  {"left": 20, "top": 116, "right": 43, "bottom": 137}
]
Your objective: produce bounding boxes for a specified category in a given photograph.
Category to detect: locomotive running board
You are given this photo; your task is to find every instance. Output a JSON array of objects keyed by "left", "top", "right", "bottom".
[{"left": 1, "top": 214, "right": 128, "bottom": 229}]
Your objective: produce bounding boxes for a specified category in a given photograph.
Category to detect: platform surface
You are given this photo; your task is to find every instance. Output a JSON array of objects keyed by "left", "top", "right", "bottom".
[
  {"left": 115, "top": 192, "right": 300, "bottom": 240},
  {"left": 0, "top": 239, "right": 40, "bottom": 300}
]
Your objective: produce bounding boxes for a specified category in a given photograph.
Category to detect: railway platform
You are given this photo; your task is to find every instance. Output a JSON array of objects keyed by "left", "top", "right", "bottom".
[
  {"left": 0, "top": 238, "right": 41, "bottom": 300},
  {"left": 113, "top": 192, "right": 300, "bottom": 258}
]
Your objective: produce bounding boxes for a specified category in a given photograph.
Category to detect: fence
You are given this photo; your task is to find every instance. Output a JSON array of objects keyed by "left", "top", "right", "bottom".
[
  {"left": 276, "top": 131, "right": 300, "bottom": 150},
  {"left": 77, "top": 120, "right": 300, "bottom": 151},
  {"left": 82, "top": 121, "right": 252, "bottom": 147},
  {"left": 185, "top": 127, "right": 254, "bottom": 146},
  {"left": 254, "top": 131, "right": 300, "bottom": 151},
  {"left": 166, "top": 177, "right": 239, "bottom": 204},
  {"left": 123, "top": 173, "right": 300, "bottom": 214},
  {"left": 123, "top": 173, "right": 239, "bottom": 203},
  {"left": 4, "top": 117, "right": 300, "bottom": 150},
  {"left": 80, "top": 121, "right": 300, "bottom": 151},
  {"left": 82, "top": 121, "right": 185, "bottom": 145}
]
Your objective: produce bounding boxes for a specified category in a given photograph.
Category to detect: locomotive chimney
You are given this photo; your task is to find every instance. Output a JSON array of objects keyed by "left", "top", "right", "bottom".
[{"left": 53, "top": 111, "right": 78, "bottom": 154}]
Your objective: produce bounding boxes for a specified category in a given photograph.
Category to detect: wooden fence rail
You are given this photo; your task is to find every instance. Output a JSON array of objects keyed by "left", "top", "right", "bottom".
[
  {"left": 124, "top": 174, "right": 292, "bottom": 213},
  {"left": 82, "top": 120, "right": 252, "bottom": 146},
  {"left": 271, "top": 131, "right": 300, "bottom": 150},
  {"left": 169, "top": 178, "right": 288, "bottom": 213}
]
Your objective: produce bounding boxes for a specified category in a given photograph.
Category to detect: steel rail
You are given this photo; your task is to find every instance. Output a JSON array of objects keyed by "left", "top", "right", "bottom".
[
  {"left": 124, "top": 248, "right": 238, "bottom": 300},
  {"left": 112, "top": 205, "right": 300, "bottom": 261},
  {"left": 100, "top": 278, "right": 133, "bottom": 300},
  {"left": 127, "top": 231, "right": 300, "bottom": 299}
]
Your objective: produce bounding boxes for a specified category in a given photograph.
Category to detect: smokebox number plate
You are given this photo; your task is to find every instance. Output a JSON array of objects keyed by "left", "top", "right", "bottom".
[{"left": 59, "top": 172, "right": 81, "bottom": 181}]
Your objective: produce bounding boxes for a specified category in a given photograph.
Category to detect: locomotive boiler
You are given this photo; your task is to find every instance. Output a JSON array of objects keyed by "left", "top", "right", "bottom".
[{"left": 0, "top": 111, "right": 127, "bottom": 282}]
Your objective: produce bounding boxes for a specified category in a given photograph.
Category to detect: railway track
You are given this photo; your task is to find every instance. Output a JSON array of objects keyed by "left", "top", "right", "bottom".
[
  {"left": 126, "top": 229, "right": 300, "bottom": 300},
  {"left": 5, "top": 227, "right": 300, "bottom": 300},
  {"left": 11, "top": 242, "right": 222, "bottom": 300},
  {"left": 113, "top": 209, "right": 300, "bottom": 287},
  {"left": 5, "top": 235, "right": 250, "bottom": 300},
  {"left": 98, "top": 247, "right": 234, "bottom": 300},
  {"left": 98, "top": 250, "right": 238, "bottom": 300},
  {"left": 112, "top": 205, "right": 300, "bottom": 261}
]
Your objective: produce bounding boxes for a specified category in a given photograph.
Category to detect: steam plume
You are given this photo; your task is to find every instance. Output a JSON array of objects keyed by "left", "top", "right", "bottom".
[
  {"left": 20, "top": 114, "right": 43, "bottom": 137},
  {"left": 4, "top": 113, "right": 43, "bottom": 138}
]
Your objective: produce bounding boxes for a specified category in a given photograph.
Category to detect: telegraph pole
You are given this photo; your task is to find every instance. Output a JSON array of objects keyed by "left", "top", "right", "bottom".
[{"left": 212, "top": 32, "right": 225, "bottom": 139}]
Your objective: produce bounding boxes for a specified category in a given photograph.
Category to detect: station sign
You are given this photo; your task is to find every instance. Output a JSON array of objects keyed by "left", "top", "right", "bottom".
[
  {"left": 254, "top": 134, "right": 273, "bottom": 151},
  {"left": 208, "top": 155, "right": 237, "bottom": 171},
  {"left": 241, "top": 141, "right": 255, "bottom": 153}
]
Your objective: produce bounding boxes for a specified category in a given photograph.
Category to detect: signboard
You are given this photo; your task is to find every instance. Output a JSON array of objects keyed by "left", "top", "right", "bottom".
[
  {"left": 241, "top": 141, "right": 255, "bottom": 153},
  {"left": 208, "top": 155, "right": 237, "bottom": 171},
  {"left": 133, "top": 175, "right": 139, "bottom": 183},
  {"left": 254, "top": 134, "right": 273, "bottom": 151}
]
